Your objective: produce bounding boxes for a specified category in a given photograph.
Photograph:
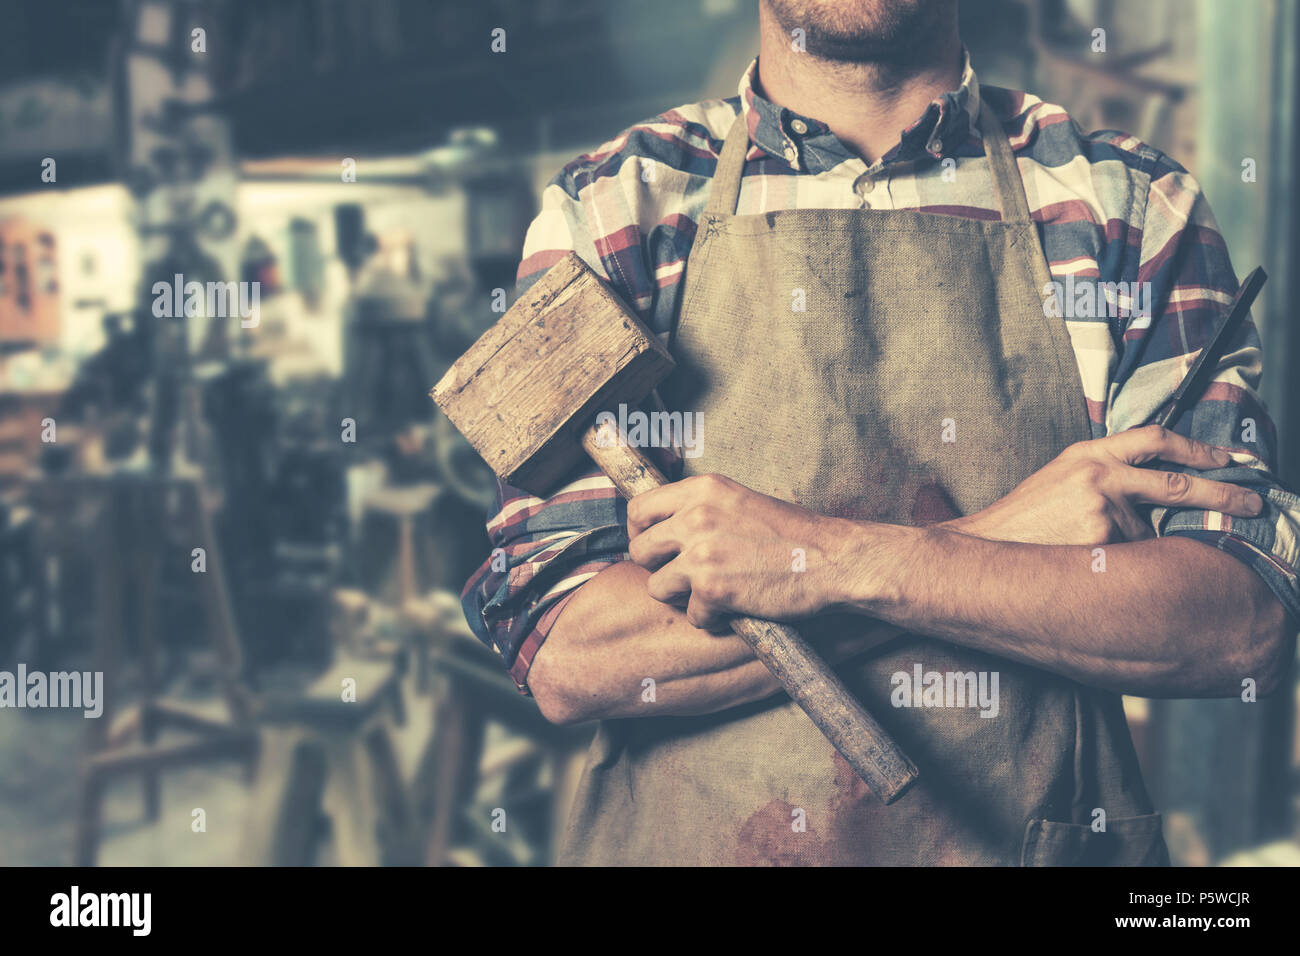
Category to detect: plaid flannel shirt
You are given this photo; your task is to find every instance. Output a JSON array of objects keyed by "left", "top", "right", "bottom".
[{"left": 462, "top": 51, "right": 1300, "bottom": 692}]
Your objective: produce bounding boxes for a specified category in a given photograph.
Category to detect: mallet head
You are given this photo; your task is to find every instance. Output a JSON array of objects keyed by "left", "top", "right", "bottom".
[{"left": 432, "top": 252, "right": 674, "bottom": 496}]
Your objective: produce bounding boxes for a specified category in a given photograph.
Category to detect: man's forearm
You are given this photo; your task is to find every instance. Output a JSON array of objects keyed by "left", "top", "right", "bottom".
[
  {"left": 529, "top": 560, "right": 899, "bottom": 723},
  {"left": 528, "top": 561, "right": 775, "bottom": 722},
  {"left": 835, "top": 521, "right": 1292, "bottom": 698},
  {"left": 530, "top": 428, "right": 1295, "bottom": 721}
]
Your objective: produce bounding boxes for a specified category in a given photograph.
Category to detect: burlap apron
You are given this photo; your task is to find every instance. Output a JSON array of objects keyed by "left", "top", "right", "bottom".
[{"left": 558, "top": 108, "right": 1168, "bottom": 866}]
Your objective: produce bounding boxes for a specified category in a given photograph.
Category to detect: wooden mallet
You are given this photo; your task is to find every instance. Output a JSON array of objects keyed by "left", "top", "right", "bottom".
[{"left": 432, "top": 252, "right": 918, "bottom": 803}]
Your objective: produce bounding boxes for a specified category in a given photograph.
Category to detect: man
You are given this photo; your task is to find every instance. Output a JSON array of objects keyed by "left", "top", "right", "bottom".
[{"left": 462, "top": 0, "right": 1299, "bottom": 865}]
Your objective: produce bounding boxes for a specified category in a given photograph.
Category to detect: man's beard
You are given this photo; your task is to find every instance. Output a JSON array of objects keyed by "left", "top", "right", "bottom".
[{"left": 764, "top": 0, "right": 955, "bottom": 66}]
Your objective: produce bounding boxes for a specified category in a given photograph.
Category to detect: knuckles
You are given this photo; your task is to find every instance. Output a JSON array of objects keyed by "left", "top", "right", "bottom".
[
  {"left": 626, "top": 497, "right": 645, "bottom": 527},
  {"left": 1071, "top": 459, "right": 1111, "bottom": 490},
  {"left": 1058, "top": 440, "right": 1092, "bottom": 462},
  {"left": 686, "top": 561, "right": 733, "bottom": 605},
  {"left": 688, "top": 539, "right": 726, "bottom": 568},
  {"left": 644, "top": 570, "right": 672, "bottom": 602},
  {"left": 1142, "top": 423, "right": 1171, "bottom": 446},
  {"left": 632, "top": 474, "right": 755, "bottom": 623},
  {"left": 690, "top": 473, "right": 738, "bottom": 500},
  {"left": 628, "top": 474, "right": 739, "bottom": 532},
  {"left": 1162, "top": 470, "right": 1191, "bottom": 500},
  {"left": 684, "top": 504, "right": 718, "bottom": 533}
]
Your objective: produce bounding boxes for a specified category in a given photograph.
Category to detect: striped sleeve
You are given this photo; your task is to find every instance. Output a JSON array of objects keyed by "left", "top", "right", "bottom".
[
  {"left": 1107, "top": 156, "right": 1300, "bottom": 624},
  {"left": 459, "top": 143, "right": 673, "bottom": 692}
]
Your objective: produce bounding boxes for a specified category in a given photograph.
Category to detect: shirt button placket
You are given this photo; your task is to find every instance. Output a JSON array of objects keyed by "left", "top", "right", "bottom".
[{"left": 854, "top": 172, "right": 875, "bottom": 207}]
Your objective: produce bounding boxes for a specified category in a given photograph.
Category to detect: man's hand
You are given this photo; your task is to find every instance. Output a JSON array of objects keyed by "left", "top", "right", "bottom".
[
  {"left": 554, "top": 426, "right": 1283, "bottom": 718},
  {"left": 626, "top": 425, "right": 1261, "bottom": 629},
  {"left": 943, "top": 424, "right": 1262, "bottom": 546},
  {"left": 627, "top": 474, "right": 845, "bottom": 629}
]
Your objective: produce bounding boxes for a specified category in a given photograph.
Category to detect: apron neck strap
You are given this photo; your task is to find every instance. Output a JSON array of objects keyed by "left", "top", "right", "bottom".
[
  {"left": 976, "top": 103, "right": 1032, "bottom": 225},
  {"left": 706, "top": 103, "right": 1032, "bottom": 225},
  {"left": 707, "top": 115, "right": 753, "bottom": 217}
]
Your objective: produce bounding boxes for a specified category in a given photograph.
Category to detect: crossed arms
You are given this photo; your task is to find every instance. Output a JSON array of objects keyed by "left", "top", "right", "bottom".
[{"left": 528, "top": 426, "right": 1294, "bottom": 724}]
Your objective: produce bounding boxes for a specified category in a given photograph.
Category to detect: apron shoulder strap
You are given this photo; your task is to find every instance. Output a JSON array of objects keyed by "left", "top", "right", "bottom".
[
  {"left": 976, "top": 103, "right": 1033, "bottom": 226},
  {"left": 976, "top": 102, "right": 1056, "bottom": 294},
  {"left": 707, "top": 114, "right": 752, "bottom": 217}
]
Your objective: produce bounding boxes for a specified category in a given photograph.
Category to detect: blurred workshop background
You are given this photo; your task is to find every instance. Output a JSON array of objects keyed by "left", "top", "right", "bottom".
[{"left": 0, "top": 0, "right": 1297, "bottom": 867}]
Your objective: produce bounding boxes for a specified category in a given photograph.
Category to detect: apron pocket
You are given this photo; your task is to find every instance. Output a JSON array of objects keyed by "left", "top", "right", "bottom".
[{"left": 1020, "top": 814, "right": 1169, "bottom": 866}]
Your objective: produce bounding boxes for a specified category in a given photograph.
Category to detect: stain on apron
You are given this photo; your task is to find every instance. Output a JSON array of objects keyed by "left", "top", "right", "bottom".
[{"left": 558, "top": 105, "right": 1168, "bottom": 866}]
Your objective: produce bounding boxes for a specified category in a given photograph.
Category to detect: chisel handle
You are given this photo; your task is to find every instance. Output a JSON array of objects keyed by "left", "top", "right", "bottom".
[{"left": 581, "top": 419, "right": 920, "bottom": 804}]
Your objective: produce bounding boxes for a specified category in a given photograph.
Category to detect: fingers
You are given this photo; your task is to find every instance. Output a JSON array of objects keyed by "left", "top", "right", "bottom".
[
  {"left": 629, "top": 474, "right": 742, "bottom": 630},
  {"left": 626, "top": 483, "right": 687, "bottom": 539},
  {"left": 629, "top": 499, "right": 728, "bottom": 570},
  {"left": 627, "top": 474, "right": 735, "bottom": 538},
  {"left": 1103, "top": 424, "right": 1231, "bottom": 469},
  {"left": 685, "top": 593, "right": 729, "bottom": 631},
  {"left": 646, "top": 561, "right": 728, "bottom": 629},
  {"left": 1115, "top": 465, "right": 1264, "bottom": 516},
  {"left": 645, "top": 561, "right": 691, "bottom": 606},
  {"left": 627, "top": 516, "right": 684, "bottom": 571}
]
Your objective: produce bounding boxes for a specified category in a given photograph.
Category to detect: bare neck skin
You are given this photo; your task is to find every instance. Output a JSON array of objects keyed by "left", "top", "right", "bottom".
[{"left": 755, "top": 5, "right": 964, "bottom": 164}]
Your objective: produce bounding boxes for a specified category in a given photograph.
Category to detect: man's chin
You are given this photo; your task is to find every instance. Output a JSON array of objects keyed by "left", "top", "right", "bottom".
[
  {"left": 763, "top": 0, "right": 952, "bottom": 64},
  {"left": 796, "top": 33, "right": 913, "bottom": 65}
]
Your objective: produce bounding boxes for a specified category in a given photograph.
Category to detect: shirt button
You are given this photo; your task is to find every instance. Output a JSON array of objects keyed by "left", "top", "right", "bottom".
[
  {"left": 783, "top": 145, "right": 797, "bottom": 164},
  {"left": 855, "top": 175, "right": 875, "bottom": 196},
  {"left": 927, "top": 135, "right": 943, "bottom": 155},
  {"left": 790, "top": 118, "right": 808, "bottom": 135}
]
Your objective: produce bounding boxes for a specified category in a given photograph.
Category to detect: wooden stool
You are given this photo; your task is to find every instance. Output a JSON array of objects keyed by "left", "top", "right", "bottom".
[
  {"left": 359, "top": 483, "right": 441, "bottom": 606},
  {"left": 403, "top": 591, "right": 591, "bottom": 866},
  {"left": 241, "top": 655, "right": 413, "bottom": 866},
  {"left": 25, "top": 472, "right": 259, "bottom": 866}
]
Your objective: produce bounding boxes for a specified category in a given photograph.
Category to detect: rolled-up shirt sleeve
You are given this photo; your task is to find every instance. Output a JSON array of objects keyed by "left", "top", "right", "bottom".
[
  {"left": 1107, "top": 159, "right": 1300, "bottom": 625},
  {"left": 461, "top": 473, "right": 630, "bottom": 691}
]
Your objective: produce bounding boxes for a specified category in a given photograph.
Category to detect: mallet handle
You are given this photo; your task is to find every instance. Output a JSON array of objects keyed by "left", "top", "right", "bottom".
[{"left": 581, "top": 419, "right": 919, "bottom": 804}]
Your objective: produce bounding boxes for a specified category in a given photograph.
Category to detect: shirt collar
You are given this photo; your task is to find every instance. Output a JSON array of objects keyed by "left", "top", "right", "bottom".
[{"left": 737, "top": 48, "right": 981, "bottom": 174}]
